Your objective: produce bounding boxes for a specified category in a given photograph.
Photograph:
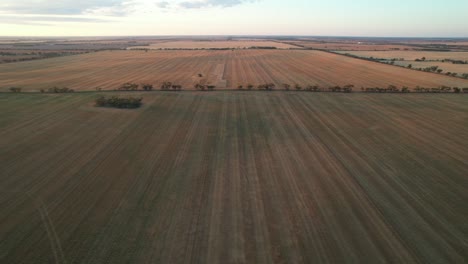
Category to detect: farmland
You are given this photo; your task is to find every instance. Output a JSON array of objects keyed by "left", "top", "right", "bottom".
[
  {"left": 1, "top": 49, "right": 468, "bottom": 92},
  {"left": 393, "top": 61, "right": 468, "bottom": 76},
  {"left": 1, "top": 92, "right": 467, "bottom": 263},
  {"left": 284, "top": 41, "right": 416, "bottom": 51},
  {"left": 335, "top": 50, "right": 468, "bottom": 61},
  {"left": 127, "top": 40, "right": 295, "bottom": 50}
]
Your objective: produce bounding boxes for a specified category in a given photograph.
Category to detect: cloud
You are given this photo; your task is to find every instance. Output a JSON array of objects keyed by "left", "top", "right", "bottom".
[
  {"left": 0, "top": 0, "right": 256, "bottom": 18},
  {"left": 179, "top": 0, "right": 251, "bottom": 9},
  {"left": 0, "top": 0, "right": 130, "bottom": 15},
  {"left": 0, "top": 15, "right": 112, "bottom": 25}
]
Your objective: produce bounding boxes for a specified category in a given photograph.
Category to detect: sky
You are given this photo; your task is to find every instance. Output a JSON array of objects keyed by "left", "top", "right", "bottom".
[{"left": 0, "top": 0, "right": 467, "bottom": 37}]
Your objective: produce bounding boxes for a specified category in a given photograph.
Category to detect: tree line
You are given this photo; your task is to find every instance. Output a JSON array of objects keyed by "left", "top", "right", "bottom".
[{"left": 235, "top": 83, "right": 468, "bottom": 93}]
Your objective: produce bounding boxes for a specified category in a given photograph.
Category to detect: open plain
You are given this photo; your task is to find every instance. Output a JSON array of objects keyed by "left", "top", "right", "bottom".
[
  {"left": 1, "top": 92, "right": 467, "bottom": 263},
  {"left": 1, "top": 49, "right": 468, "bottom": 91},
  {"left": 128, "top": 40, "right": 295, "bottom": 50}
]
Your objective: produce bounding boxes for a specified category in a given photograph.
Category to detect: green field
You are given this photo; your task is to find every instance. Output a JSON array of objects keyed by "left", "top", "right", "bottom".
[{"left": 1, "top": 92, "right": 467, "bottom": 263}]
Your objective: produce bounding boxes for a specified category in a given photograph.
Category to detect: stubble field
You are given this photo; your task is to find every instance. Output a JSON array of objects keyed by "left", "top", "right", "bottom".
[
  {"left": 336, "top": 50, "right": 468, "bottom": 61},
  {"left": 127, "top": 40, "right": 295, "bottom": 49},
  {"left": 0, "top": 92, "right": 467, "bottom": 263},
  {"left": 1, "top": 50, "right": 468, "bottom": 92}
]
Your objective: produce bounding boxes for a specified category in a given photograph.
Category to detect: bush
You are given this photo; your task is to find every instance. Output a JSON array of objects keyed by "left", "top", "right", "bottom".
[{"left": 95, "top": 96, "right": 142, "bottom": 109}]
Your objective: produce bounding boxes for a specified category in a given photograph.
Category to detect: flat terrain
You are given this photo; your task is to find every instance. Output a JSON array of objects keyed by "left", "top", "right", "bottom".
[
  {"left": 128, "top": 40, "right": 295, "bottom": 49},
  {"left": 1, "top": 50, "right": 468, "bottom": 92},
  {"left": 286, "top": 41, "right": 416, "bottom": 51},
  {"left": 0, "top": 92, "right": 467, "bottom": 263},
  {"left": 336, "top": 50, "right": 468, "bottom": 61},
  {"left": 394, "top": 61, "right": 468, "bottom": 75}
]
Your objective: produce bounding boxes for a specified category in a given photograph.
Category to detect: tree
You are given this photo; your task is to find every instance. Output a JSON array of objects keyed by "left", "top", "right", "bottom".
[
  {"left": 207, "top": 85, "right": 216, "bottom": 91},
  {"left": 247, "top": 84, "right": 254, "bottom": 90},
  {"left": 171, "top": 84, "right": 182, "bottom": 91},
  {"left": 161, "top": 82, "right": 172, "bottom": 90},
  {"left": 120, "top": 82, "right": 138, "bottom": 91},
  {"left": 437, "top": 69, "right": 443, "bottom": 73},
  {"left": 194, "top": 83, "right": 205, "bottom": 91},
  {"left": 407, "top": 64, "right": 412, "bottom": 69},
  {"left": 387, "top": 85, "right": 398, "bottom": 92},
  {"left": 283, "top": 83, "right": 291, "bottom": 91},
  {"left": 294, "top": 84, "right": 302, "bottom": 91},
  {"left": 9, "top": 87, "right": 21, "bottom": 93},
  {"left": 141, "top": 84, "right": 153, "bottom": 91},
  {"left": 343, "top": 84, "right": 354, "bottom": 93},
  {"left": 237, "top": 85, "right": 244, "bottom": 90}
]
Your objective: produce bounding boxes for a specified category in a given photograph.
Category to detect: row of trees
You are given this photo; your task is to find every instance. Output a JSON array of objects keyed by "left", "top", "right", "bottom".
[
  {"left": 194, "top": 84, "right": 216, "bottom": 91},
  {"left": 235, "top": 83, "right": 468, "bottom": 93},
  {"left": 117, "top": 82, "right": 183, "bottom": 91},
  {"left": 40, "top": 87, "right": 75, "bottom": 93},
  {"left": 95, "top": 96, "right": 142, "bottom": 109},
  {"left": 161, "top": 82, "right": 182, "bottom": 91},
  {"left": 236, "top": 83, "right": 354, "bottom": 92}
]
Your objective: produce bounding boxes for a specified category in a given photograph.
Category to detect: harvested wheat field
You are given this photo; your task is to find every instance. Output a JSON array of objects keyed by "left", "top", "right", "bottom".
[
  {"left": 127, "top": 40, "right": 295, "bottom": 49},
  {"left": 287, "top": 41, "right": 416, "bottom": 51},
  {"left": 337, "top": 50, "right": 468, "bottom": 61},
  {"left": 0, "top": 92, "right": 467, "bottom": 263},
  {"left": 1, "top": 50, "right": 468, "bottom": 92}
]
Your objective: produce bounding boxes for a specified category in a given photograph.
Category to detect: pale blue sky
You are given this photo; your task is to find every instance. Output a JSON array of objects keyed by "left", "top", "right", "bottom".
[{"left": 0, "top": 0, "right": 467, "bottom": 37}]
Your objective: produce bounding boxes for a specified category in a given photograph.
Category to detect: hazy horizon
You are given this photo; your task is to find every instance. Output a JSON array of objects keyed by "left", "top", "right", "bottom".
[{"left": 1, "top": 0, "right": 468, "bottom": 37}]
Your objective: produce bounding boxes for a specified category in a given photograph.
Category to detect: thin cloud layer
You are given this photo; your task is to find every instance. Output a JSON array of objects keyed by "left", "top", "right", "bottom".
[
  {"left": 0, "top": 0, "right": 125, "bottom": 15},
  {"left": 0, "top": 0, "right": 256, "bottom": 26},
  {"left": 179, "top": 0, "right": 252, "bottom": 9},
  {"left": 0, "top": 0, "right": 254, "bottom": 16}
]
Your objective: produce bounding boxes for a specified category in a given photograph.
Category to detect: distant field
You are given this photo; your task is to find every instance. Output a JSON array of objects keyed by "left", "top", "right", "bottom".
[
  {"left": 128, "top": 40, "right": 295, "bottom": 49},
  {"left": 1, "top": 50, "right": 468, "bottom": 91},
  {"left": 1, "top": 92, "right": 467, "bottom": 263},
  {"left": 394, "top": 61, "right": 468, "bottom": 75},
  {"left": 336, "top": 50, "right": 468, "bottom": 61},
  {"left": 287, "top": 41, "right": 415, "bottom": 51}
]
